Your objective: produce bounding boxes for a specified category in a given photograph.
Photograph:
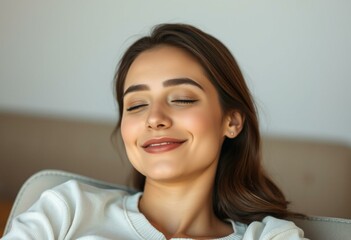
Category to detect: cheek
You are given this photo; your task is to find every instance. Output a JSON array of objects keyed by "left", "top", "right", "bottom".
[
  {"left": 179, "top": 108, "right": 223, "bottom": 137},
  {"left": 120, "top": 116, "right": 145, "bottom": 171},
  {"left": 120, "top": 116, "right": 139, "bottom": 147}
]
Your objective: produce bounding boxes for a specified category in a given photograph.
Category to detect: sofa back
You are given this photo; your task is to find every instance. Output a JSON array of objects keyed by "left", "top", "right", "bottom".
[{"left": 1, "top": 112, "right": 350, "bottom": 218}]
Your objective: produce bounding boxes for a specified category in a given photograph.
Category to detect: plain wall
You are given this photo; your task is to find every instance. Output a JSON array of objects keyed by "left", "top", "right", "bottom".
[{"left": 0, "top": 0, "right": 350, "bottom": 145}]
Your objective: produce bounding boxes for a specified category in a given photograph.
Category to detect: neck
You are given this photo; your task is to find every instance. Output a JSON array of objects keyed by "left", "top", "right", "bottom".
[{"left": 139, "top": 171, "right": 232, "bottom": 239}]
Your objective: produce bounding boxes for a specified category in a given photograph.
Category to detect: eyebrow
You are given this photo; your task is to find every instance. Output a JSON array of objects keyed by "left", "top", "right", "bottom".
[
  {"left": 123, "top": 84, "right": 149, "bottom": 97},
  {"left": 123, "top": 78, "right": 204, "bottom": 97},
  {"left": 163, "top": 78, "right": 204, "bottom": 90}
]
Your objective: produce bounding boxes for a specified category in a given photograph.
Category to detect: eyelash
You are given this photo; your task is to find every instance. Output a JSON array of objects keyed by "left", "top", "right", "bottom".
[
  {"left": 171, "top": 99, "right": 198, "bottom": 104},
  {"left": 126, "top": 103, "right": 148, "bottom": 112},
  {"left": 125, "top": 99, "right": 198, "bottom": 112}
]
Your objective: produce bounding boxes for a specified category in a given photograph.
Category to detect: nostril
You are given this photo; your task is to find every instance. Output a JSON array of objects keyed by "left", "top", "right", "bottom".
[
  {"left": 145, "top": 112, "right": 172, "bottom": 129},
  {"left": 146, "top": 121, "right": 169, "bottom": 129}
]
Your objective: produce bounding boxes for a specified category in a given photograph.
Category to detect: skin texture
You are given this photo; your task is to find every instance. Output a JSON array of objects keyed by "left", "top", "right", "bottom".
[{"left": 121, "top": 45, "right": 243, "bottom": 239}]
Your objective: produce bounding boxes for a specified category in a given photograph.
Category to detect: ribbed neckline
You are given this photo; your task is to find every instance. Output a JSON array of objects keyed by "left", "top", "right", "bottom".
[{"left": 123, "top": 192, "right": 245, "bottom": 240}]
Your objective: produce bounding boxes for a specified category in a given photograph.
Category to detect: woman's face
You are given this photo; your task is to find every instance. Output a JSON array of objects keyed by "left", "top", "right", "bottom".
[{"left": 121, "top": 45, "right": 232, "bottom": 183}]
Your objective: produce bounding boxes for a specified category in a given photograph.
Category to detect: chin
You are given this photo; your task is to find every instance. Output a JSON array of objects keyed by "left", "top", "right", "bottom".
[{"left": 144, "top": 166, "right": 184, "bottom": 182}]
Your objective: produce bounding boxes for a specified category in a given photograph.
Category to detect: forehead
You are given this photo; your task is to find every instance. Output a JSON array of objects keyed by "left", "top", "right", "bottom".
[{"left": 124, "top": 45, "right": 207, "bottom": 88}]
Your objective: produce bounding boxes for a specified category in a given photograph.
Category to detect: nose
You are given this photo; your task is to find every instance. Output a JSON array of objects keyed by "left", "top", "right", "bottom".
[{"left": 146, "top": 104, "right": 172, "bottom": 130}]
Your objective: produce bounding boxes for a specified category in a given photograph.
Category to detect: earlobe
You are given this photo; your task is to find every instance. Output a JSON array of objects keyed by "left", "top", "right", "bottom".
[{"left": 224, "top": 111, "right": 244, "bottom": 138}]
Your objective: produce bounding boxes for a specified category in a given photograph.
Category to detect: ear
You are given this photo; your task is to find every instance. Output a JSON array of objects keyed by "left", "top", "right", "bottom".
[{"left": 224, "top": 110, "right": 244, "bottom": 138}]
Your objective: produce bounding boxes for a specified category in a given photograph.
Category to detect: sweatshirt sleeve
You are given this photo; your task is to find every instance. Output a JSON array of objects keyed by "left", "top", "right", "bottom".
[
  {"left": 2, "top": 186, "right": 73, "bottom": 240},
  {"left": 242, "top": 216, "right": 308, "bottom": 240}
]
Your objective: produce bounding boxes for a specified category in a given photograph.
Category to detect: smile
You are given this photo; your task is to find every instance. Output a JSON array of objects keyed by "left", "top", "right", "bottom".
[
  {"left": 142, "top": 138, "right": 187, "bottom": 154},
  {"left": 149, "top": 142, "right": 175, "bottom": 147}
]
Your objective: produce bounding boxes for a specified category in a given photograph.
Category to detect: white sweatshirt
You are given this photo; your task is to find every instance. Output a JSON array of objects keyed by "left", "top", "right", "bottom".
[{"left": 2, "top": 180, "right": 306, "bottom": 240}]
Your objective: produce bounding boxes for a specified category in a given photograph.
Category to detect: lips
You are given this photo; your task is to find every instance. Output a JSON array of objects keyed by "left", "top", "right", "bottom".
[{"left": 141, "top": 137, "right": 187, "bottom": 153}]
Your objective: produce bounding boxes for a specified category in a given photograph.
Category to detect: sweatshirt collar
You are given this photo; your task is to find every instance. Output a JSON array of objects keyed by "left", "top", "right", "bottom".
[{"left": 123, "top": 192, "right": 244, "bottom": 240}]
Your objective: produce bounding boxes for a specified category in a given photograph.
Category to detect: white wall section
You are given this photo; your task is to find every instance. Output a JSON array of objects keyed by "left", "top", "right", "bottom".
[{"left": 0, "top": 0, "right": 350, "bottom": 144}]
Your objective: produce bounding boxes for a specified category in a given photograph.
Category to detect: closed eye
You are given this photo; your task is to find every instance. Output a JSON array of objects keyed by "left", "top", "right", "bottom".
[
  {"left": 171, "top": 99, "right": 198, "bottom": 104},
  {"left": 126, "top": 103, "right": 148, "bottom": 112}
]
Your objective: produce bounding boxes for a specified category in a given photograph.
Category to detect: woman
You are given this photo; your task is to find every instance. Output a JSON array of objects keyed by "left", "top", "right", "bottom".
[{"left": 2, "top": 23, "right": 306, "bottom": 239}]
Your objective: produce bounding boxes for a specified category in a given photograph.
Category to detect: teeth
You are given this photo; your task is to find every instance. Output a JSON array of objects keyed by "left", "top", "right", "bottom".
[{"left": 149, "top": 142, "right": 173, "bottom": 147}]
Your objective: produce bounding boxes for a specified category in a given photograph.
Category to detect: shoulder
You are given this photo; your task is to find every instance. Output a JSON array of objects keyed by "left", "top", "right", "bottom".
[
  {"left": 38, "top": 179, "right": 133, "bottom": 215},
  {"left": 240, "top": 216, "right": 306, "bottom": 240},
  {"left": 3, "top": 180, "right": 138, "bottom": 239},
  {"left": 46, "top": 179, "right": 131, "bottom": 201}
]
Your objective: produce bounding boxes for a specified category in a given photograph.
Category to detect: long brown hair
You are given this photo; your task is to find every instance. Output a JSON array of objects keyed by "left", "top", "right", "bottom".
[{"left": 113, "top": 23, "right": 293, "bottom": 224}]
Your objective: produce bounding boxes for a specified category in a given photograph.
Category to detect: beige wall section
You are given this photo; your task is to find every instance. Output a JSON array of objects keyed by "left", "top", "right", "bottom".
[
  {"left": 0, "top": 112, "right": 133, "bottom": 199},
  {"left": 262, "top": 138, "right": 351, "bottom": 218},
  {"left": 0, "top": 112, "right": 350, "bottom": 219}
]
